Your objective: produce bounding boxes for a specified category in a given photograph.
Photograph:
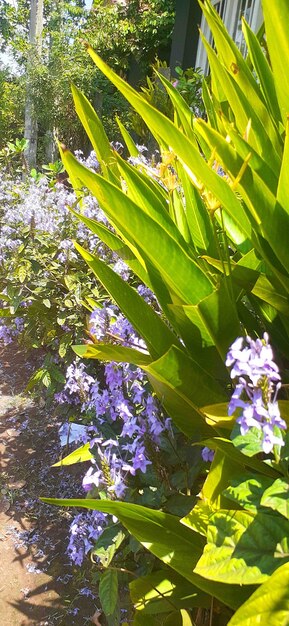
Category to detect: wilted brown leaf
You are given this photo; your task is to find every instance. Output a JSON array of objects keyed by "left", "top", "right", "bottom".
[{"left": 90, "top": 610, "right": 102, "bottom": 625}]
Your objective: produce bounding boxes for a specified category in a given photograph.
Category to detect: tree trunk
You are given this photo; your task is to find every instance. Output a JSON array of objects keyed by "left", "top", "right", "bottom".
[{"left": 24, "top": 0, "right": 43, "bottom": 169}]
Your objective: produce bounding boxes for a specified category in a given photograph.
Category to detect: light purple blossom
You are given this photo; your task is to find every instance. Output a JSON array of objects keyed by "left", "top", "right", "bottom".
[
  {"left": 226, "top": 334, "right": 286, "bottom": 454},
  {"left": 67, "top": 510, "right": 108, "bottom": 566},
  {"left": 202, "top": 447, "right": 214, "bottom": 462}
]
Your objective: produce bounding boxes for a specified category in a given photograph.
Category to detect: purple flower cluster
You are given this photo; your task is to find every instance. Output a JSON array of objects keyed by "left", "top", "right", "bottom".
[
  {"left": 58, "top": 303, "right": 172, "bottom": 564},
  {"left": 89, "top": 304, "right": 147, "bottom": 351},
  {"left": 55, "top": 361, "right": 95, "bottom": 406},
  {"left": 226, "top": 333, "right": 286, "bottom": 454},
  {"left": 0, "top": 317, "right": 24, "bottom": 345},
  {"left": 67, "top": 510, "right": 108, "bottom": 566}
]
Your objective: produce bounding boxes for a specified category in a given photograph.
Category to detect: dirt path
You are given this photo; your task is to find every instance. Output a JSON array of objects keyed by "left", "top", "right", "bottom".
[{"left": 0, "top": 344, "right": 97, "bottom": 625}]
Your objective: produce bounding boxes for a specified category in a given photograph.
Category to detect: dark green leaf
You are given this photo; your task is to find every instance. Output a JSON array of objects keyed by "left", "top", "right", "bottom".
[{"left": 99, "top": 569, "right": 118, "bottom": 616}]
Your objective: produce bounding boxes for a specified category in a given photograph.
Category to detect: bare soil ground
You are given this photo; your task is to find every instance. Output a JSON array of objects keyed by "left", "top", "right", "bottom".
[{"left": 0, "top": 343, "right": 99, "bottom": 625}]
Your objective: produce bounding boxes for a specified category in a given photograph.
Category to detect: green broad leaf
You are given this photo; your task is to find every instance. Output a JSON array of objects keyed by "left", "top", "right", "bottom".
[
  {"left": 231, "top": 424, "right": 264, "bottom": 457},
  {"left": 156, "top": 71, "right": 196, "bottom": 142},
  {"left": 144, "top": 372, "right": 211, "bottom": 439},
  {"left": 180, "top": 610, "right": 194, "bottom": 626},
  {"left": 86, "top": 47, "right": 252, "bottom": 242},
  {"left": 176, "top": 163, "right": 217, "bottom": 257},
  {"left": 99, "top": 569, "right": 118, "bottom": 616},
  {"left": 133, "top": 614, "right": 159, "bottom": 626},
  {"left": 201, "top": 0, "right": 282, "bottom": 156},
  {"left": 63, "top": 151, "right": 214, "bottom": 306},
  {"left": 58, "top": 142, "right": 88, "bottom": 197},
  {"left": 242, "top": 19, "right": 282, "bottom": 125},
  {"left": 74, "top": 242, "right": 179, "bottom": 360},
  {"left": 73, "top": 343, "right": 151, "bottom": 366},
  {"left": 185, "top": 280, "right": 242, "bottom": 361},
  {"left": 114, "top": 154, "right": 187, "bottom": 248},
  {"left": 201, "top": 448, "right": 243, "bottom": 509},
  {"left": 116, "top": 115, "right": 139, "bottom": 156},
  {"left": 202, "top": 77, "right": 218, "bottom": 130},
  {"left": 202, "top": 35, "right": 281, "bottom": 173},
  {"left": 52, "top": 443, "right": 93, "bottom": 467},
  {"left": 195, "top": 119, "right": 289, "bottom": 280},
  {"left": 227, "top": 562, "right": 289, "bottom": 626},
  {"left": 194, "top": 509, "right": 289, "bottom": 585},
  {"left": 173, "top": 303, "right": 215, "bottom": 351},
  {"left": 143, "top": 344, "right": 225, "bottom": 438},
  {"left": 252, "top": 275, "right": 289, "bottom": 317},
  {"left": 130, "top": 569, "right": 210, "bottom": 614},
  {"left": 71, "top": 83, "right": 119, "bottom": 182},
  {"left": 221, "top": 120, "right": 279, "bottom": 193},
  {"left": 163, "top": 494, "right": 196, "bottom": 517},
  {"left": 69, "top": 207, "right": 151, "bottom": 287},
  {"left": 261, "top": 0, "right": 289, "bottom": 126},
  {"left": 261, "top": 478, "right": 289, "bottom": 520},
  {"left": 181, "top": 501, "right": 214, "bottom": 537},
  {"left": 162, "top": 612, "right": 182, "bottom": 626},
  {"left": 163, "top": 610, "right": 195, "bottom": 626},
  {"left": 224, "top": 474, "right": 274, "bottom": 513},
  {"left": 201, "top": 437, "right": 278, "bottom": 478},
  {"left": 0, "top": 309, "right": 12, "bottom": 318},
  {"left": 169, "top": 188, "right": 191, "bottom": 244},
  {"left": 194, "top": 117, "right": 275, "bottom": 226},
  {"left": 201, "top": 402, "right": 235, "bottom": 430},
  {"left": 277, "top": 119, "right": 289, "bottom": 215},
  {"left": 41, "top": 498, "right": 254, "bottom": 609}
]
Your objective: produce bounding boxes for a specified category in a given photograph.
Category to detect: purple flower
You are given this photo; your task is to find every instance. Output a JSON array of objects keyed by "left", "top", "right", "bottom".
[
  {"left": 82, "top": 466, "right": 102, "bottom": 492},
  {"left": 67, "top": 510, "right": 108, "bottom": 565},
  {"left": 226, "top": 333, "right": 280, "bottom": 387},
  {"left": 79, "top": 587, "right": 96, "bottom": 598},
  {"left": 226, "top": 334, "right": 286, "bottom": 454},
  {"left": 202, "top": 447, "right": 214, "bottom": 462},
  {"left": 132, "top": 445, "right": 152, "bottom": 473}
]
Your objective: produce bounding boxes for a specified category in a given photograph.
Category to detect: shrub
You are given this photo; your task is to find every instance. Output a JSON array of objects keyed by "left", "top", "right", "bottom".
[{"left": 22, "top": 0, "right": 289, "bottom": 620}]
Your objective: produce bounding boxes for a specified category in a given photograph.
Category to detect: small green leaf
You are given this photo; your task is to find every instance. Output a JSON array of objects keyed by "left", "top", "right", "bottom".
[
  {"left": 231, "top": 424, "right": 264, "bottom": 457},
  {"left": 92, "top": 525, "right": 125, "bottom": 567},
  {"left": 42, "top": 370, "right": 51, "bottom": 388},
  {"left": 99, "top": 569, "right": 118, "bottom": 616},
  {"left": 18, "top": 266, "right": 26, "bottom": 283}
]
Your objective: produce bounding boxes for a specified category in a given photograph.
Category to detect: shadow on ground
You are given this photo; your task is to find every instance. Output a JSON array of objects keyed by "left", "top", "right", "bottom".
[{"left": 0, "top": 343, "right": 99, "bottom": 625}]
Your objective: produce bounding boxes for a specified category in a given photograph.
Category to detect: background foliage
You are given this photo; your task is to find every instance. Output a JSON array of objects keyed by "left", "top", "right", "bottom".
[{"left": 0, "top": 0, "right": 175, "bottom": 159}]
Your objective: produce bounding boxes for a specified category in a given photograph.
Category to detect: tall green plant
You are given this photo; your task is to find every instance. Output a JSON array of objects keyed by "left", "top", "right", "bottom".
[{"left": 44, "top": 1, "right": 289, "bottom": 623}]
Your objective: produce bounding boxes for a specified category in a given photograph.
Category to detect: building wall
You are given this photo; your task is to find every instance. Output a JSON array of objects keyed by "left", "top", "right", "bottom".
[{"left": 170, "top": 0, "right": 263, "bottom": 74}]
